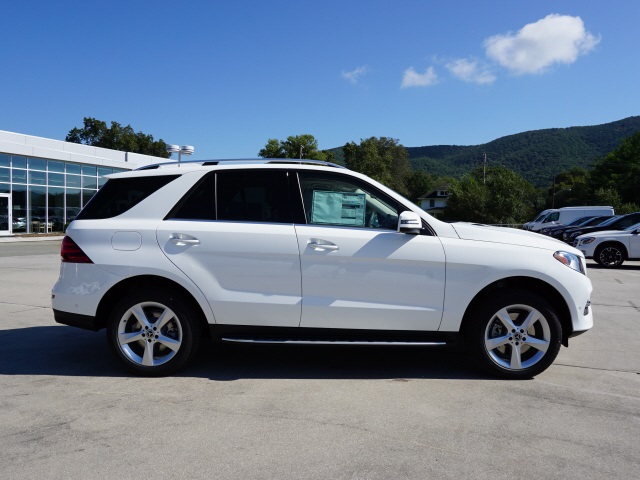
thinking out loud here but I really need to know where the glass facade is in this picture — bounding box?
[0,153,126,234]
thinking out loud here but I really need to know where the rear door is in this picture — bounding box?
[157,169,302,327]
[629,224,640,258]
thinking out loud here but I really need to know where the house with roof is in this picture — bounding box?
[417,185,451,217]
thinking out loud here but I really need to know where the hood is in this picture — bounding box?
[579,228,633,239]
[450,222,579,253]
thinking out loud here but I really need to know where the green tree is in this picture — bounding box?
[545,167,590,208]
[445,166,536,224]
[343,137,410,195]
[66,117,170,158]
[590,131,640,205]
[258,134,335,162]
[406,170,438,203]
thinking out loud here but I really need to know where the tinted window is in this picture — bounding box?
[297,171,400,229]
[167,173,216,220]
[76,175,179,220]
[217,170,292,223]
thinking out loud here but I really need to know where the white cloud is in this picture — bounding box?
[401,66,438,88]
[446,58,496,84]
[342,65,370,84]
[484,14,601,75]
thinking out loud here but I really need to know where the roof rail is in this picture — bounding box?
[135,158,346,171]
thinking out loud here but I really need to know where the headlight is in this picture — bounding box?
[554,251,585,274]
[578,237,596,246]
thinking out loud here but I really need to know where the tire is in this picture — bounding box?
[106,288,201,376]
[595,244,625,268]
[467,290,562,379]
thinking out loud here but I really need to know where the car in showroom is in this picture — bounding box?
[575,221,640,267]
[52,160,593,379]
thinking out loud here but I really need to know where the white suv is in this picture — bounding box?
[52,160,593,378]
[576,221,640,267]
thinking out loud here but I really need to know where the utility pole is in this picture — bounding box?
[483,153,487,184]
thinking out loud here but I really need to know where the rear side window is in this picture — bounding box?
[76,175,179,220]
[217,170,292,223]
[166,173,216,220]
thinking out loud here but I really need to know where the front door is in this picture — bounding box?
[295,171,446,331]
[0,194,11,236]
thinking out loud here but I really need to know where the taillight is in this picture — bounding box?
[61,236,93,264]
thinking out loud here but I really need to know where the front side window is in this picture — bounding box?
[216,170,292,223]
[544,212,560,223]
[297,171,399,230]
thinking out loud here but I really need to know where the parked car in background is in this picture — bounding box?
[576,222,640,267]
[51,159,593,379]
[544,216,614,240]
[539,216,594,236]
[564,212,640,245]
[523,209,555,231]
[524,206,614,232]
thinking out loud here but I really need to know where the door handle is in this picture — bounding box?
[307,240,339,251]
[169,234,200,246]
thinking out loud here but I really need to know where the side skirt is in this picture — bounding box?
[209,325,460,347]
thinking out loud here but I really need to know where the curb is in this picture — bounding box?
[0,235,64,243]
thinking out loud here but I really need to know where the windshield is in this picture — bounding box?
[599,215,621,226]
[531,211,550,222]
[569,216,593,226]
[584,216,612,226]
[624,222,640,231]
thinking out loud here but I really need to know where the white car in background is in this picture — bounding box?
[576,221,640,267]
[51,159,593,379]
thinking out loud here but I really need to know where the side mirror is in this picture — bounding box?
[397,211,422,234]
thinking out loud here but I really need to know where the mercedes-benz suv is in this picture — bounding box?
[52,159,593,379]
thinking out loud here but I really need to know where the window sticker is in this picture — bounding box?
[311,191,366,226]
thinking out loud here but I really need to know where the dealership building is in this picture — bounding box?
[0,130,170,236]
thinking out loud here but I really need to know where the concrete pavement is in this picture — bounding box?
[1,242,638,479]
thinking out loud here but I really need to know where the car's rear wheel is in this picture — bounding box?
[595,244,625,267]
[468,290,562,379]
[107,289,201,376]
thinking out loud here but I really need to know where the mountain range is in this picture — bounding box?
[405,116,640,187]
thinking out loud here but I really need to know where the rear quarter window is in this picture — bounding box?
[75,175,179,220]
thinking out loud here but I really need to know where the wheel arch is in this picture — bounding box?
[459,276,572,347]
[95,275,211,337]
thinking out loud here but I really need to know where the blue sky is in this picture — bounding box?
[1,1,639,160]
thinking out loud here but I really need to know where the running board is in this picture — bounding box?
[221,337,447,346]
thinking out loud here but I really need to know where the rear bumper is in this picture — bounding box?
[53,309,101,331]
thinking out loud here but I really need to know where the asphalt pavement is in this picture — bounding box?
[0,241,638,479]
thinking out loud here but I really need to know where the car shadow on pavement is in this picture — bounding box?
[587,263,640,271]
[586,259,640,271]
[0,325,496,381]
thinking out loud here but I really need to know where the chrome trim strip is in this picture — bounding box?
[221,337,447,346]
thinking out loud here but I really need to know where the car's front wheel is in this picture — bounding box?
[595,244,625,267]
[107,289,201,376]
[468,290,562,379]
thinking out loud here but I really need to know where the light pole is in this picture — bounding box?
[552,188,571,208]
[166,144,195,164]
